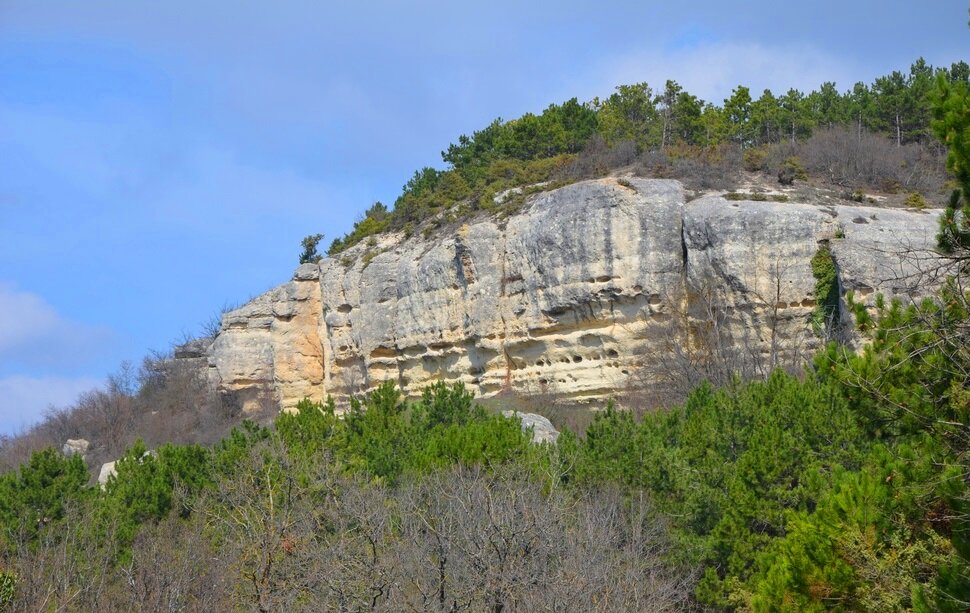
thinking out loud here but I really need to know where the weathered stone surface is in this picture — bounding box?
[62,438,89,458]
[503,411,559,444]
[195,178,943,411]
[98,450,155,487]
[173,338,211,360]
[207,264,325,411]
[98,461,116,486]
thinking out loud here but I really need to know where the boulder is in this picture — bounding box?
[98,461,116,486]
[61,438,89,458]
[503,410,559,444]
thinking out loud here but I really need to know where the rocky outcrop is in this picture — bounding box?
[196,178,942,412]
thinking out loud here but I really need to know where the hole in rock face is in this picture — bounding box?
[606,348,619,358]
[573,355,583,363]
[336,304,353,314]
[621,370,630,375]
[539,378,548,385]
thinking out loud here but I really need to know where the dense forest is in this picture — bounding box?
[325,58,968,256]
[0,62,969,611]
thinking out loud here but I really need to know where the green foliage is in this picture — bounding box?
[723,86,754,148]
[906,191,929,209]
[575,372,866,606]
[276,397,338,459]
[932,72,970,255]
[335,381,531,482]
[327,202,390,255]
[100,440,212,544]
[0,448,88,545]
[778,156,808,185]
[811,280,970,609]
[326,57,952,255]
[443,98,596,173]
[340,382,412,481]
[810,244,840,335]
[298,233,324,264]
[211,419,271,477]
[741,146,768,171]
[596,83,658,147]
[0,569,12,609]
[747,445,953,611]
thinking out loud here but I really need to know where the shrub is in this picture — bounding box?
[298,233,324,264]
[0,569,13,608]
[810,244,840,336]
[844,189,866,202]
[787,126,945,193]
[777,156,807,185]
[905,191,929,209]
[560,135,637,180]
[742,146,769,172]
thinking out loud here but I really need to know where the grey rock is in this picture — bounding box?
[98,461,117,486]
[62,438,89,458]
[98,450,156,487]
[174,338,211,359]
[502,410,559,444]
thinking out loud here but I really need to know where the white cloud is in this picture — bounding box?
[0,283,113,370]
[0,284,63,353]
[0,374,102,434]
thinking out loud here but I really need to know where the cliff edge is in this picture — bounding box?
[194,178,942,411]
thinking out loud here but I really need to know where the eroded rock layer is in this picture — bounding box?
[200,178,942,411]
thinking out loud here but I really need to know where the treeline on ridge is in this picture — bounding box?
[327,58,968,255]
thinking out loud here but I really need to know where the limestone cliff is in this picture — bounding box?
[198,178,942,411]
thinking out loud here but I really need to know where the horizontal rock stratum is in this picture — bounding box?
[194,178,943,411]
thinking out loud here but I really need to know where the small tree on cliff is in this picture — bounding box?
[298,233,324,264]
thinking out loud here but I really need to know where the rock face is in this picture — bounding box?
[196,178,942,412]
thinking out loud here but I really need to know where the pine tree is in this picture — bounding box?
[932,70,970,260]
[724,86,753,149]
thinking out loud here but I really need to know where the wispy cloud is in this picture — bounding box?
[0,283,114,371]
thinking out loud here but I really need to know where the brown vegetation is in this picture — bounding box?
[0,351,273,477]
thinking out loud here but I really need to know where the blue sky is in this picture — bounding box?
[1,1,967,433]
